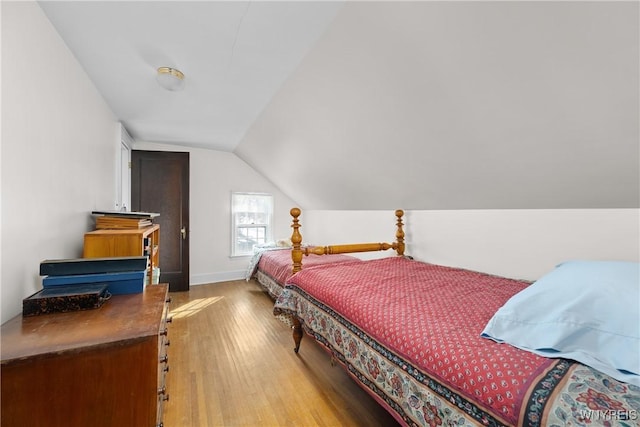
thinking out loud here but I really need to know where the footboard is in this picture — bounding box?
[289,207,405,274]
[287,207,405,353]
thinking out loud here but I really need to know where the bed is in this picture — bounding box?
[274,214,640,427]
[245,207,406,299]
[245,246,361,300]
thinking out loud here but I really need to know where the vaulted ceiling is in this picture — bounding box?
[39,1,343,151]
[39,1,639,210]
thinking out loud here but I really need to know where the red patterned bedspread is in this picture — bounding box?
[257,249,361,285]
[274,256,640,427]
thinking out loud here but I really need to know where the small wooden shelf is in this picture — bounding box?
[83,224,160,281]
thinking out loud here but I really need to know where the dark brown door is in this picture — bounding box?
[131,150,189,292]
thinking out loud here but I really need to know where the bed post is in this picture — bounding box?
[291,207,303,274]
[290,207,304,352]
[395,209,405,256]
[292,316,303,353]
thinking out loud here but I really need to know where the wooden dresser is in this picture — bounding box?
[1,284,171,427]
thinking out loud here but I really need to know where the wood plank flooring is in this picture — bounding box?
[161,280,401,427]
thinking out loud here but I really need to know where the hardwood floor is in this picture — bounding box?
[162,280,401,427]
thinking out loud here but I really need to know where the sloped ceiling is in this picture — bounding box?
[38,1,343,151]
[235,1,639,210]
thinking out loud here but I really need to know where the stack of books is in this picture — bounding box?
[23,257,149,317]
[91,210,159,230]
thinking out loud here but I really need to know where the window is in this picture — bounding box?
[231,192,273,256]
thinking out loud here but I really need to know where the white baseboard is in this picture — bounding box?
[190,270,246,286]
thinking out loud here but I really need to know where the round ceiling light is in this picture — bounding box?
[156,67,185,91]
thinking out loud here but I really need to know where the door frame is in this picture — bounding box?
[131,150,190,292]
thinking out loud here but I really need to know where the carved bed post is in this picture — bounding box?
[290,208,304,352]
[292,316,303,353]
[395,209,405,256]
[290,207,303,274]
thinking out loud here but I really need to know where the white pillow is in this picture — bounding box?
[481,260,640,386]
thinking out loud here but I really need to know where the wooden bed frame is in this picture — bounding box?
[288,207,406,352]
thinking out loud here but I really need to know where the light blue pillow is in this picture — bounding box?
[482,260,640,386]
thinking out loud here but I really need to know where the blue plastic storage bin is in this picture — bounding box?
[42,270,146,295]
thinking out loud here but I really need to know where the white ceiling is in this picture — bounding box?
[38,1,343,151]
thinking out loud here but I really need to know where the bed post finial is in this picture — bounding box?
[395,209,405,256]
[291,208,303,274]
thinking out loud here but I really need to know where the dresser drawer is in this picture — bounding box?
[156,293,172,427]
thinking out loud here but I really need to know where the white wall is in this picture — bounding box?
[132,141,298,285]
[1,2,119,323]
[300,209,640,281]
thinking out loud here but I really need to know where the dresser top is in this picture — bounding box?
[1,284,168,364]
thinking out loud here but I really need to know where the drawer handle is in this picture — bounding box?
[164,365,170,373]
[166,316,173,323]
[165,340,171,347]
[163,394,170,402]
[160,328,168,336]
[166,297,172,304]
[159,355,169,364]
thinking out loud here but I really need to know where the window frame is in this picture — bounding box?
[230,192,274,257]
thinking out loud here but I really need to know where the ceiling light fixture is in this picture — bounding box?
[156,67,185,91]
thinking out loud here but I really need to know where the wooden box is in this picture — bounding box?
[40,256,148,276]
[22,283,110,316]
[42,271,146,295]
